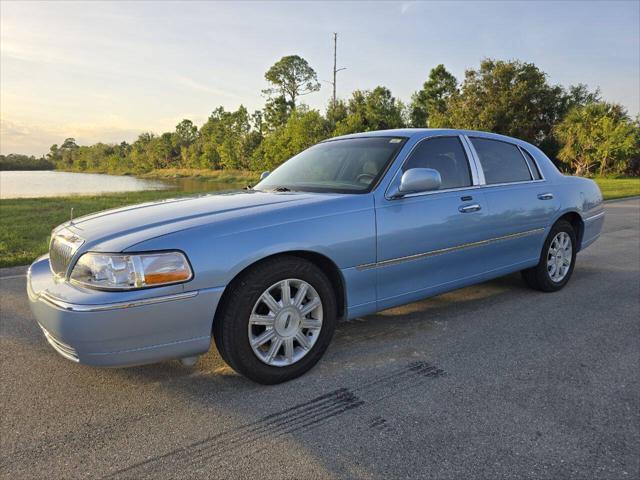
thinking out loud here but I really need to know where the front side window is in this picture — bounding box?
[255,137,406,194]
[470,138,532,184]
[402,136,472,189]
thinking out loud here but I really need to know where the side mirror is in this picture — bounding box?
[260,171,270,180]
[395,168,442,197]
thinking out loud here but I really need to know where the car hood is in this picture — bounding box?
[60,190,346,252]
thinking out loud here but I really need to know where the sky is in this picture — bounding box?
[1,0,639,156]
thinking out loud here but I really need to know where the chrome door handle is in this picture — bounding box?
[459,203,481,213]
[538,193,554,200]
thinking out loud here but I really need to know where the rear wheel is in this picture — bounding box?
[213,256,337,384]
[522,219,577,292]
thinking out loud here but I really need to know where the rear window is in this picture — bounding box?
[470,138,532,185]
[520,147,542,180]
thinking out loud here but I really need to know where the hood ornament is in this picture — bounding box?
[70,207,74,225]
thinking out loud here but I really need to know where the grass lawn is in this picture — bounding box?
[0,181,255,268]
[1,176,638,268]
[593,177,640,200]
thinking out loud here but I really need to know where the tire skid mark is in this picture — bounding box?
[187,397,365,471]
[184,390,363,468]
[369,416,393,433]
[106,361,445,479]
[104,388,362,479]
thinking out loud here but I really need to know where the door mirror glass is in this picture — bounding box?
[398,168,442,195]
[260,171,270,180]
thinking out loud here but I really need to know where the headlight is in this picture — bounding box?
[70,251,192,290]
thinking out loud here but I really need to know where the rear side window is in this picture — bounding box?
[520,147,542,180]
[403,137,472,189]
[470,138,532,184]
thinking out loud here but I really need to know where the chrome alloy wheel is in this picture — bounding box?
[547,231,572,282]
[248,279,323,367]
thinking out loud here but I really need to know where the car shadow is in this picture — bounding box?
[116,272,529,388]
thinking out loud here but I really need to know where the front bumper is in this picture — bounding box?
[27,256,223,367]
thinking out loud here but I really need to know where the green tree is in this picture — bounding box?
[263,95,293,131]
[263,55,321,108]
[326,99,349,129]
[433,60,566,149]
[410,64,458,127]
[0,154,54,170]
[187,106,254,169]
[564,84,601,110]
[253,107,329,171]
[333,86,405,135]
[59,137,79,168]
[554,102,640,176]
[128,132,157,172]
[173,119,198,148]
[47,144,60,164]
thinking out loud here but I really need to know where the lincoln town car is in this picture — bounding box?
[27,129,605,384]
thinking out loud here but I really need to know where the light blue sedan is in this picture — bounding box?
[28,129,605,384]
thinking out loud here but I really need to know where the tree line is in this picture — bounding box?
[9,56,640,176]
[0,154,54,171]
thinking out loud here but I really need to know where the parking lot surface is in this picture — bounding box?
[1,198,638,479]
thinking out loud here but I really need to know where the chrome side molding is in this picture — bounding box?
[356,228,545,271]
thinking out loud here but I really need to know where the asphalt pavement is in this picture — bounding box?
[1,198,638,479]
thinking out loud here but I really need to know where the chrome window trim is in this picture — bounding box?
[392,184,485,199]
[461,135,486,185]
[466,135,549,187]
[475,179,547,189]
[517,145,546,181]
[383,134,548,201]
[356,227,545,270]
[518,145,537,180]
[459,135,482,185]
[30,286,199,312]
[384,134,480,200]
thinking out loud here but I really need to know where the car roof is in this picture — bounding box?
[329,128,535,148]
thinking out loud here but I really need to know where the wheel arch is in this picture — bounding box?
[213,250,347,330]
[555,211,585,251]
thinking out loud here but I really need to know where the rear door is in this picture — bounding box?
[465,136,559,269]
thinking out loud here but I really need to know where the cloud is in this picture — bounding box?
[174,75,246,101]
[400,1,417,15]
[0,118,142,156]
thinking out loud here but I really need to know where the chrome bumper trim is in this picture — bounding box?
[584,211,605,222]
[356,228,545,271]
[40,326,79,362]
[30,286,199,312]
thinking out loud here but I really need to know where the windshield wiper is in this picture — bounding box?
[270,186,292,192]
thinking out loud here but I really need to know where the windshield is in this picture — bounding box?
[255,136,407,194]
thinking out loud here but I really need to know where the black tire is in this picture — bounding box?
[521,219,577,292]
[213,256,337,384]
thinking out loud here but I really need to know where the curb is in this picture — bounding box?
[604,195,640,204]
[0,265,28,279]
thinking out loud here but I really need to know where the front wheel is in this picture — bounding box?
[522,219,577,292]
[213,256,337,384]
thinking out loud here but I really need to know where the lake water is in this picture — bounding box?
[0,171,225,199]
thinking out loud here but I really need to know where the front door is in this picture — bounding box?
[375,135,491,310]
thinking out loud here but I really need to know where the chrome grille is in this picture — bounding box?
[49,229,84,277]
